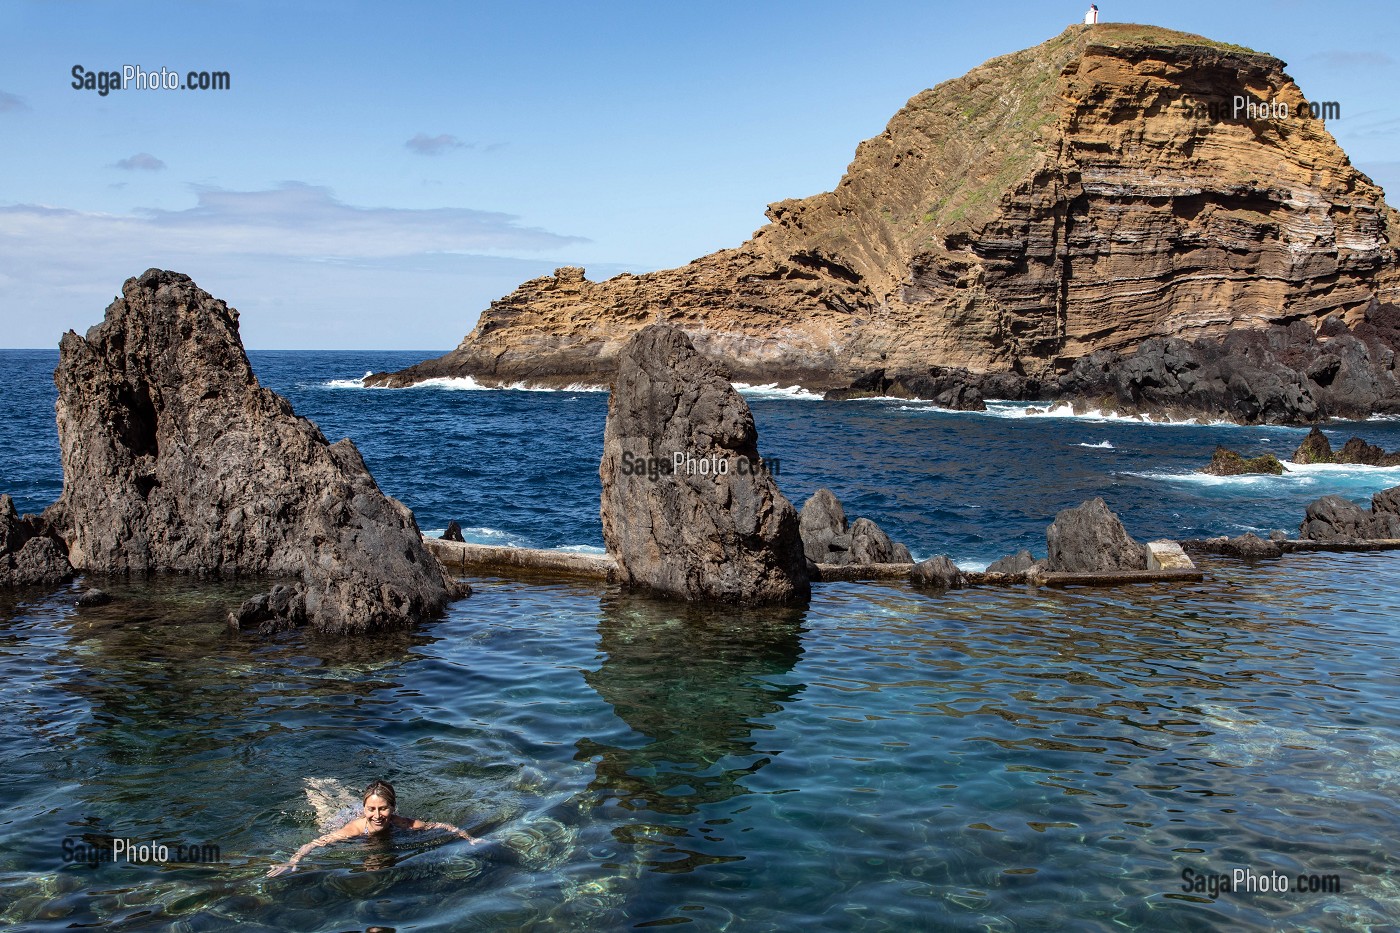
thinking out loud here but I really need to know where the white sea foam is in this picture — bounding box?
[323,371,375,389]
[1077,441,1116,449]
[1126,470,1305,488]
[425,526,533,547]
[731,382,825,401]
[501,381,607,393]
[1128,460,1400,492]
[425,528,607,554]
[978,401,1233,426]
[1284,461,1400,478]
[322,373,606,392]
[555,544,608,555]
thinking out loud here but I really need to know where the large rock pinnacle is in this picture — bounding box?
[48,269,463,633]
[599,325,809,604]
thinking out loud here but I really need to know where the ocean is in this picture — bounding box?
[2,348,1399,930]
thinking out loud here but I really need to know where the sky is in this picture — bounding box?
[1,0,1398,350]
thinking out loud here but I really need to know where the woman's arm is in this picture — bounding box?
[400,814,480,843]
[267,819,364,876]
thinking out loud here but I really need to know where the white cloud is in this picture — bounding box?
[406,133,470,155]
[112,152,167,171]
[0,182,585,261]
[0,184,598,348]
[1307,50,1397,69]
[0,91,29,113]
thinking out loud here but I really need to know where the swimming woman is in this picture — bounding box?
[267,779,479,876]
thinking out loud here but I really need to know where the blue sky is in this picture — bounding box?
[1,0,1397,349]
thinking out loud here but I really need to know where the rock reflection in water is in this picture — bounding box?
[578,591,806,872]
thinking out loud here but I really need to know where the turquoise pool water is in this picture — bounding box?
[3,552,1398,930]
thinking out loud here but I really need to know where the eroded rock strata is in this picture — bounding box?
[47,269,463,634]
[370,23,1399,423]
[599,325,809,604]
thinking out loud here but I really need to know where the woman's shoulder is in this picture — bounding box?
[340,816,370,835]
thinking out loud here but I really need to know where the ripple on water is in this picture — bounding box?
[1,557,1399,929]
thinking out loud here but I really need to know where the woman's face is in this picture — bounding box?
[363,793,394,831]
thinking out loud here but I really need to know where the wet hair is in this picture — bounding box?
[363,780,397,809]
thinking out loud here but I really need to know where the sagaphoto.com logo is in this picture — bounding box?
[72,64,231,97]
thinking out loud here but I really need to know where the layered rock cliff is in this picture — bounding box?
[370,23,1400,422]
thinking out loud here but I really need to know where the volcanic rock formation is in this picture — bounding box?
[798,488,913,565]
[1200,447,1284,475]
[1045,498,1148,572]
[0,495,73,587]
[369,23,1399,423]
[1291,427,1400,466]
[598,324,809,604]
[1299,488,1400,541]
[46,269,464,633]
[910,555,966,589]
[986,549,1040,576]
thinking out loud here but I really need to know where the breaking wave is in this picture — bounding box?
[321,373,606,392]
[731,383,826,401]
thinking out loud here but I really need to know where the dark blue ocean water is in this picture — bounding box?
[3,348,1400,931]
[8,349,1400,564]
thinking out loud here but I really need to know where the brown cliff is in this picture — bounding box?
[369,23,1400,422]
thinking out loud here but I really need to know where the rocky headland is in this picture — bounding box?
[41,269,464,633]
[369,23,1399,424]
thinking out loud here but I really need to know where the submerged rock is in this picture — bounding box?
[798,488,911,565]
[0,494,73,587]
[910,555,965,589]
[599,325,809,604]
[1201,447,1285,476]
[75,587,112,607]
[48,269,463,634]
[1045,498,1147,572]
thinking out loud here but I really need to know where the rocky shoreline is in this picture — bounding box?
[7,271,1400,630]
